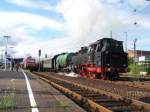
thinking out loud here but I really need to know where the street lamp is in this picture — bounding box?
[0,49,4,67]
[3,36,11,71]
[8,46,15,71]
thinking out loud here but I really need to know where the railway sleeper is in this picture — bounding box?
[48,77,148,112]
[71,88,86,92]
[92,98,120,103]
[83,93,107,97]
[99,100,128,106]
[60,84,75,88]
[33,72,150,112]
[108,105,140,112]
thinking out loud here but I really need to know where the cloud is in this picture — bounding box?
[55,0,150,52]
[5,0,55,11]
[14,37,74,58]
[56,0,128,45]
[0,11,62,30]
[127,0,148,7]
[1,0,150,58]
[0,11,63,58]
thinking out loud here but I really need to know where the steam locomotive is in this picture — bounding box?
[38,38,128,80]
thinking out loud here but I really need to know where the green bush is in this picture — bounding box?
[0,93,15,109]
[128,57,134,65]
[129,63,150,75]
[145,64,150,74]
[129,64,140,75]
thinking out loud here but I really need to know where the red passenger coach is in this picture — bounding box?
[23,56,36,70]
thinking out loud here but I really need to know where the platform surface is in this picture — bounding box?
[0,70,86,112]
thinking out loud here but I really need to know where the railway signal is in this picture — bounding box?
[38,49,41,71]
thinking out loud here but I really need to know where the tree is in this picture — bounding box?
[128,57,134,65]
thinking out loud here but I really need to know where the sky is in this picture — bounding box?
[0,0,150,59]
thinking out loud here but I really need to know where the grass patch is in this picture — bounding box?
[23,69,30,72]
[128,64,150,76]
[59,101,70,110]
[0,92,15,109]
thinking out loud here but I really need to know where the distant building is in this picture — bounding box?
[128,50,150,62]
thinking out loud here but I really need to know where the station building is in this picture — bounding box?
[128,50,150,75]
[128,50,150,62]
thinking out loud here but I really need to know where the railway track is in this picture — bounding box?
[31,72,150,112]
[119,75,150,82]
[45,72,150,102]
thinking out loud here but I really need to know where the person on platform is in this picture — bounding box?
[11,60,14,71]
[15,62,19,72]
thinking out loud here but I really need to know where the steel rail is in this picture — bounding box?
[31,72,150,112]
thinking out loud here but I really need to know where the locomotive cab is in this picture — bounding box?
[94,38,128,79]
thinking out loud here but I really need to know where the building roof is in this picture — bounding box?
[128,50,150,53]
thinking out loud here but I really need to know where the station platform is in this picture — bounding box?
[0,70,86,112]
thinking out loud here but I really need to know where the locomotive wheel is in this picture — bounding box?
[91,73,96,79]
[88,73,97,79]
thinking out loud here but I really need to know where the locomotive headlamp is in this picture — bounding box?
[107,68,111,71]
[123,64,126,67]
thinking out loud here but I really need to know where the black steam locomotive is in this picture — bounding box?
[39,38,128,80]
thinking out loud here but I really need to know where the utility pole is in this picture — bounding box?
[3,36,11,71]
[0,49,4,66]
[110,31,112,38]
[9,47,14,71]
[133,38,137,64]
[125,32,128,52]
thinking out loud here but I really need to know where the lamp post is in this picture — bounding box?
[0,49,4,67]
[8,46,14,71]
[3,36,11,71]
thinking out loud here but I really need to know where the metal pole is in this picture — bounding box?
[125,32,128,52]
[1,51,3,64]
[38,49,41,72]
[0,49,4,68]
[9,47,14,71]
[133,38,137,64]
[110,31,112,38]
[2,50,3,66]
[3,36,11,71]
[38,56,40,71]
